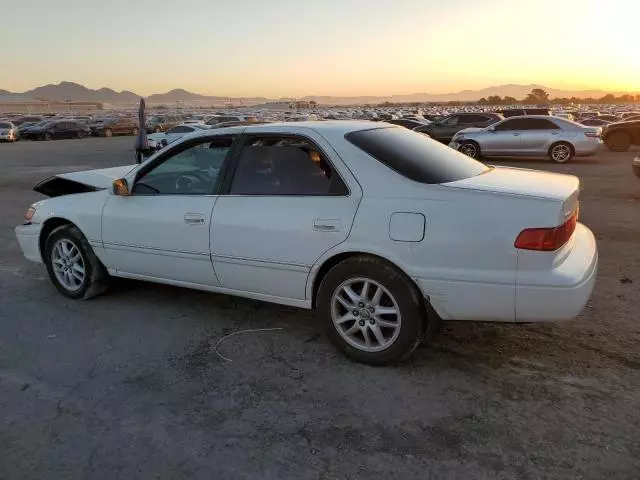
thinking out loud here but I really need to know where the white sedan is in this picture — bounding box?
[0,121,19,142]
[15,122,598,365]
[147,123,209,148]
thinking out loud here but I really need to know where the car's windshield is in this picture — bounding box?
[0,122,13,128]
[346,126,489,184]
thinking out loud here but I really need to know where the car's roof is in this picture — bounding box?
[185,120,385,139]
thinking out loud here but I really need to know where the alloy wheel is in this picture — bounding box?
[551,144,571,163]
[51,239,86,292]
[460,143,478,158]
[331,277,402,352]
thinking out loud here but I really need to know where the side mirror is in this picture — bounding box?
[112,178,130,196]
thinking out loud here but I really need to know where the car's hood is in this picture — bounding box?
[59,165,136,187]
[34,165,137,197]
[445,166,579,201]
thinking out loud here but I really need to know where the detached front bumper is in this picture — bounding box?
[15,224,43,264]
[515,223,598,322]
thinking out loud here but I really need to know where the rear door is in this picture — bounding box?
[433,115,461,142]
[480,118,525,155]
[209,127,362,301]
[518,118,562,155]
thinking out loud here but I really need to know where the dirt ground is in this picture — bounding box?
[1,137,639,479]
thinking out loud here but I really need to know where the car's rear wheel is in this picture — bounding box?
[316,256,426,365]
[44,132,53,141]
[77,131,85,139]
[459,140,481,159]
[549,142,574,163]
[44,225,109,300]
[104,128,113,137]
[605,132,631,152]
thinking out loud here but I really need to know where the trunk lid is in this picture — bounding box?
[445,166,580,226]
[445,166,579,201]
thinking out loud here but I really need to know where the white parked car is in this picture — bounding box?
[0,121,19,142]
[15,122,597,365]
[147,123,209,148]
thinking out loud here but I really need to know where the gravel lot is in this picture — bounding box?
[1,137,639,479]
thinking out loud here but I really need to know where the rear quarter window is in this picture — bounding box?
[346,127,489,184]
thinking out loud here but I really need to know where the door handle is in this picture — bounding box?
[313,219,341,232]
[184,213,205,225]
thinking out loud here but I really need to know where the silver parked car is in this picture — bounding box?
[449,116,602,163]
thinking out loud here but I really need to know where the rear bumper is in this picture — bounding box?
[515,223,597,322]
[15,224,43,264]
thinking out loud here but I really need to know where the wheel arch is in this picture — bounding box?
[38,217,77,260]
[308,250,443,331]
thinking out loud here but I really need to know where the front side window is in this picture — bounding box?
[494,119,527,131]
[133,137,234,195]
[440,115,459,126]
[229,136,346,196]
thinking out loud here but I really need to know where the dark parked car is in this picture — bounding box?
[12,115,43,126]
[579,118,612,127]
[21,120,90,141]
[414,113,503,143]
[387,118,429,130]
[90,117,139,137]
[602,120,640,152]
[499,108,550,118]
[146,115,181,133]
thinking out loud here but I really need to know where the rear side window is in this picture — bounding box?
[229,136,348,196]
[346,127,489,184]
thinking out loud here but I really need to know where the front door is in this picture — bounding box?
[101,135,236,285]
[480,118,525,155]
[209,130,362,301]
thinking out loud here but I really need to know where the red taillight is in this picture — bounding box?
[515,211,578,251]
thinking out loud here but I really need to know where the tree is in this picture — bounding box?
[487,95,502,105]
[503,96,518,105]
[478,97,488,105]
[523,88,550,105]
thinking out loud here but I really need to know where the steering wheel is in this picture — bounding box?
[175,171,210,193]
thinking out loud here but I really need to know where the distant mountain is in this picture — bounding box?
[1,81,636,106]
[299,84,627,105]
[22,81,139,103]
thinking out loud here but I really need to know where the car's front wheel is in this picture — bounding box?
[44,225,109,300]
[316,256,426,365]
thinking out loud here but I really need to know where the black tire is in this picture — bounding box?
[104,128,113,138]
[548,142,574,163]
[458,140,481,159]
[316,255,427,365]
[44,225,109,300]
[605,131,631,152]
[44,132,53,141]
[77,131,86,139]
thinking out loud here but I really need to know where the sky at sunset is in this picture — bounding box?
[2,0,639,97]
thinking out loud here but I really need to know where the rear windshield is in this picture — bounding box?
[346,127,489,184]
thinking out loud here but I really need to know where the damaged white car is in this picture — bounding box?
[15,122,598,365]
